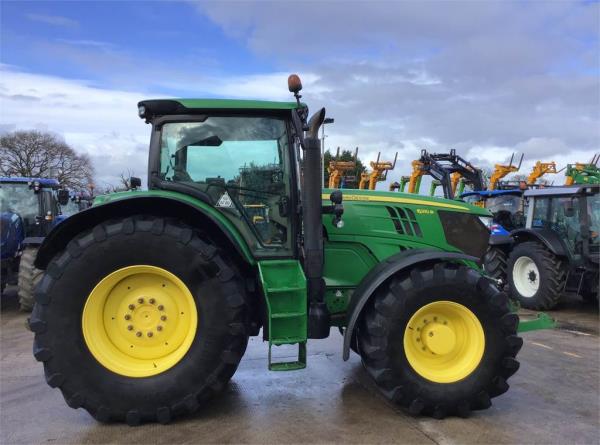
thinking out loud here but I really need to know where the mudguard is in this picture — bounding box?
[488,234,513,246]
[342,249,478,360]
[511,228,569,258]
[35,195,254,269]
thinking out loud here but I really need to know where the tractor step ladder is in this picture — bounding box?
[258,260,307,371]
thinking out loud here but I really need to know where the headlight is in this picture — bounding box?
[138,105,146,117]
[478,216,494,229]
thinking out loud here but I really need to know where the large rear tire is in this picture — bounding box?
[17,247,43,311]
[29,216,249,425]
[507,241,565,310]
[357,262,522,418]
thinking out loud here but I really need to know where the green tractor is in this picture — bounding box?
[30,75,523,425]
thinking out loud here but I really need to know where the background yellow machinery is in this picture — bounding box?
[488,153,524,190]
[327,147,359,188]
[358,152,398,190]
[526,161,559,186]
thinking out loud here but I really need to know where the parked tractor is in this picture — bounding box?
[462,189,526,236]
[60,192,94,217]
[0,177,69,309]
[30,75,524,425]
[484,185,599,309]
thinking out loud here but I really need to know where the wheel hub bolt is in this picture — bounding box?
[158,305,164,311]
[138,298,144,304]
[124,314,131,320]
[149,298,156,304]
[136,331,142,337]
[157,326,163,331]
[127,325,134,331]
[128,304,135,310]
[147,332,153,337]
[161,315,167,321]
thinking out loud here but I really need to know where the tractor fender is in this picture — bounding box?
[342,249,478,361]
[510,228,569,258]
[488,234,513,246]
[35,195,255,270]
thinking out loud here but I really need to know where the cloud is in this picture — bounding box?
[25,13,79,28]
[0,67,149,187]
[3,0,600,193]
[56,39,116,51]
[0,67,323,187]
[193,1,599,188]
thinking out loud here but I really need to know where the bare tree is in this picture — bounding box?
[0,130,94,189]
[100,169,136,194]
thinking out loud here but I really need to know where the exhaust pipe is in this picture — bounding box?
[288,73,330,339]
[303,109,330,339]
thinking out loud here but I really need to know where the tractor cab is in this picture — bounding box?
[524,185,600,266]
[461,189,525,235]
[0,177,69,302]
[139,99,301,256]
[0,177,67,238]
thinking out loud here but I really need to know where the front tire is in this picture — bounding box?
[358,262,522,418]
[29,216,249,425]
[507,242,565,310]
[17,247,43,311]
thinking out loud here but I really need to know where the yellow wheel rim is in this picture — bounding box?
[82,265,198,378]
[403,301,485,383]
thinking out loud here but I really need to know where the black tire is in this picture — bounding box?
[483,246,508,287]
[358,262,522,419]
[507,241,565,310]
[1,268,6,295]
[17,247,43,311]
[29,216,249,425]
[580,273,599,303]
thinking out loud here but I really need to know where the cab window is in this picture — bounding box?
[159,116,292,255]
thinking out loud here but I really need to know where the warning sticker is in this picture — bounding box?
[216,192,234,208]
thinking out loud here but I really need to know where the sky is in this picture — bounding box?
[0,1,598,190]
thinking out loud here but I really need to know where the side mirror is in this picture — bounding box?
[130,177,142,190]
[57,189,70,206]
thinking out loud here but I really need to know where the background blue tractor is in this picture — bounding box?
[461,189,525,288]
[461,189,525,235]
[0,177,70,310]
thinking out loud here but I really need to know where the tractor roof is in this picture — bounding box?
[0,177,60,187]
[461,189,523,198]
[524,184,599,197]
[138,98,304,120]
